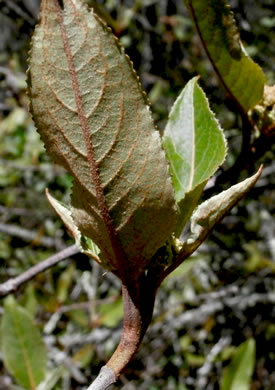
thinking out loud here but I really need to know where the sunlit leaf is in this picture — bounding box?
[185,0,266,111]
[2,296,47,390]
[186,166,263,249]
[28,0,177,278]
[163,77,227,234]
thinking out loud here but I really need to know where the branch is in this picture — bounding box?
[87,366,116,390]
[0,222,64,249]
[0,244,79,297]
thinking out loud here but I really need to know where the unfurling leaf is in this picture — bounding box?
[163,77,227,235]
[221,339,256,390]
[28,0,177,279]
[186,165,263,249]
[2,296,47,390]
[45,190,103,266]
[185,0,266,111]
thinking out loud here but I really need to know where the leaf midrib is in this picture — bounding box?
[188,84,195,192]
[9,307,37,390]
[54,0,126,271]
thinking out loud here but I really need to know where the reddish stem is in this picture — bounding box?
[106,275,157,378]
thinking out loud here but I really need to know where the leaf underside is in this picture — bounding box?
[186,0,266,112]
[28,0,177,276]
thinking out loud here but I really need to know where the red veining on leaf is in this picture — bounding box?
[29,0,177,274]
[53,0,127,274]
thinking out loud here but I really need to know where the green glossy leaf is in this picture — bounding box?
[2,296,47,390]
[221,339,256,390]
[186,166,263,249]
[163,77,226,234]
[28,0,177,278]
[185,0,265,111]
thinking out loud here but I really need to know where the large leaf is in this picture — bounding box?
[221,339,256,390]
[163,77,227,234]
[186,166,263,250]
[185,0,266,112]
[1,296,47,390]
[28,0,177,278]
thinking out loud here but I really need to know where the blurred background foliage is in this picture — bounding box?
[0,0,274,389]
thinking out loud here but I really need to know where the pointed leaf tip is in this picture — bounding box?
[46,189,80,243]
[163,77,227,234]
[187,165,263,247]
[46,189,102,265]
[163,77,227,202]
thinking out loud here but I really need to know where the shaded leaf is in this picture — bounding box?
[37,367,63,390]
[46,190,110,268]
[163,77,226,234]
[28,0,177,278]
[72,345,95,368]
[56,263,75,304]
[98,296,123,327]
[185,0,266,111]
[186,166,263,249]
[2,295,47,390]
[221,339,256,390]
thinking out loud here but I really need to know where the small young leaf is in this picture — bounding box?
[28,0,177,278]
[185,0,266,111]
[163,77,227,234]
[221,339,256,390]
[186,166,263,248]
[45,189,81,244]
[2,295,47,390]
[46,190,106,267]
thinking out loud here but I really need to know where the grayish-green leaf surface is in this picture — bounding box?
[221,339,256,390]
[2,296,47,389]
[28,0,177,276]
[186,166,263,248]
[163,77,227,234]
[185,0,265,111]
[45,189,81,244]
